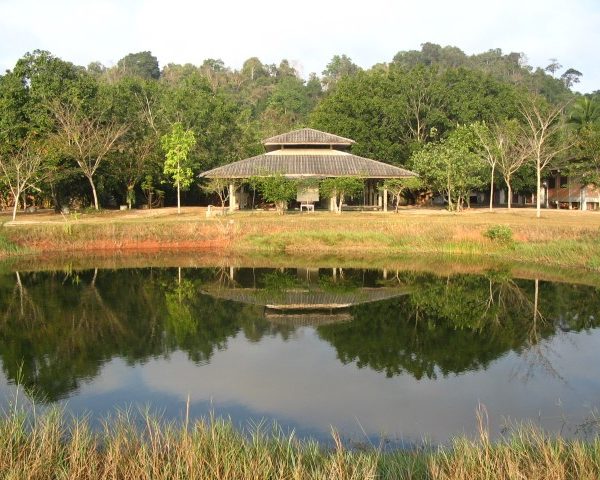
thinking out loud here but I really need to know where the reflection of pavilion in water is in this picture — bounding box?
[201,267,410,326]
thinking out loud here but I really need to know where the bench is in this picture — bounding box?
[300,203,315,212]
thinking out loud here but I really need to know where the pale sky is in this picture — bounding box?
[1,0,599,93]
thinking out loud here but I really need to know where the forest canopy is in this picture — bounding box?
[0,44,597,214]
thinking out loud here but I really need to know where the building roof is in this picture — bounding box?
[200,152,415,179]
[201,287,409,309]
[263,128,355,146]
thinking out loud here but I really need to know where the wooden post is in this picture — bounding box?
[383,187,388,212]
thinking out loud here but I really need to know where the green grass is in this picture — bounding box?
[1,406,600,479]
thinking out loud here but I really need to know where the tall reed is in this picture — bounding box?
[0,403,599,480]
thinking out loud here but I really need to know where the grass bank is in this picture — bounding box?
[3,207,600,272]
[1,407,599,480]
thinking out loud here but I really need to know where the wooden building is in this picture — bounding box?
[199,128,416,212]
[545,172,600,210]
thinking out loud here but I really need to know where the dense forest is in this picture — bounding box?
[0,43,598,215]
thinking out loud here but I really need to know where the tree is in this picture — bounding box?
[107,77,164,208]
[409,125,486,211]
[116,51,160,80]
[322,54,360,90]
[251,174,297,214]
[472,120,530,211]
[51,101,128,210]
[519,98,571,218]
[319,177,364,213]
[568,96,600,130]
[497,120,530,209]
[381,177,423,212]
[0,140,49,220]
[472,122,499,210]
[161,122,196,214]
[201,178,232,214]
[568,124,600,186]
[560,68,582,88]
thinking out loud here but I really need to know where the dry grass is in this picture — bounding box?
[1,404,600,480]
[2,207,600,272]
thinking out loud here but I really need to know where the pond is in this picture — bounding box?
[0,262,599,446]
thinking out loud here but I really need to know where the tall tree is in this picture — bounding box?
[0,140,49,220]
[322,54,360,90]
[519,98,571,218]
[116,51,160,80]
[161,122,196,214]
[50,101,128,210]
[409,125,486,211]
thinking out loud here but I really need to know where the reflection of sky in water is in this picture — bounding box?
[3,325,596,444]
[1,266,599,445]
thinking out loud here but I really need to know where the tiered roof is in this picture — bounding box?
[199,128,416,179]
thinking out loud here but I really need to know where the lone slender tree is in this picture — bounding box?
[519,98,571,218]
[161,123,196,214]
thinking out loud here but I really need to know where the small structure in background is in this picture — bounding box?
[199,128,416,212]
[545,171,600,210]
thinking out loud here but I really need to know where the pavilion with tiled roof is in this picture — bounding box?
[199,128,416,211]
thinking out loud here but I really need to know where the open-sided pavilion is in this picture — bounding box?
[199,128,416,212]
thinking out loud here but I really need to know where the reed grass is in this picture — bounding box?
[1,403,600,480]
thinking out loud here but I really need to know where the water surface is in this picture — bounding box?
[0,264,599,445]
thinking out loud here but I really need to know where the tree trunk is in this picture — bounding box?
[507,182,512,210]
[536,162,541,218]
[177,179,181,214]
[337,194,344,214]
[489,164,495,211]
[12,194,19,221]
[87,176,99,210]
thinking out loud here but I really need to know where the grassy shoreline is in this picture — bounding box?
[1,406,599,480]
[2,207,600,273]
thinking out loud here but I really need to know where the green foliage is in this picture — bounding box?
[382,177,423,211]
[200,177,232,211]
[321,54,361,89]
[311,65,524,166]
[409,125,487,211]
[116,51,160,80]
[319,176,364,213]
[484,225,514,244]
[161,122,196,190]
[251,174,297,213]
[0,44,587,211]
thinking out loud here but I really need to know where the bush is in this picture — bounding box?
[484,224,513,243]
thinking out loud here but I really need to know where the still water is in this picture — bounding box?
[0,264,599,445]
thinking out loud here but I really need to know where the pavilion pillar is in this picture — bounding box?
[330,196,337,212]
[228,183,236,212]
[383,187,388,212]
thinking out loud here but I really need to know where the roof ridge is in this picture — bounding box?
[263,128,355,145]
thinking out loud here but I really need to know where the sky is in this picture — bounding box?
[0,0,599,93]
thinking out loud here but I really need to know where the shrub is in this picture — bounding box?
[484,225,513,244]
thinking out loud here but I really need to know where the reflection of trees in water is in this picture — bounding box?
[0,267,598,401]
[0,268,278,401]
[317,272,600,380]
